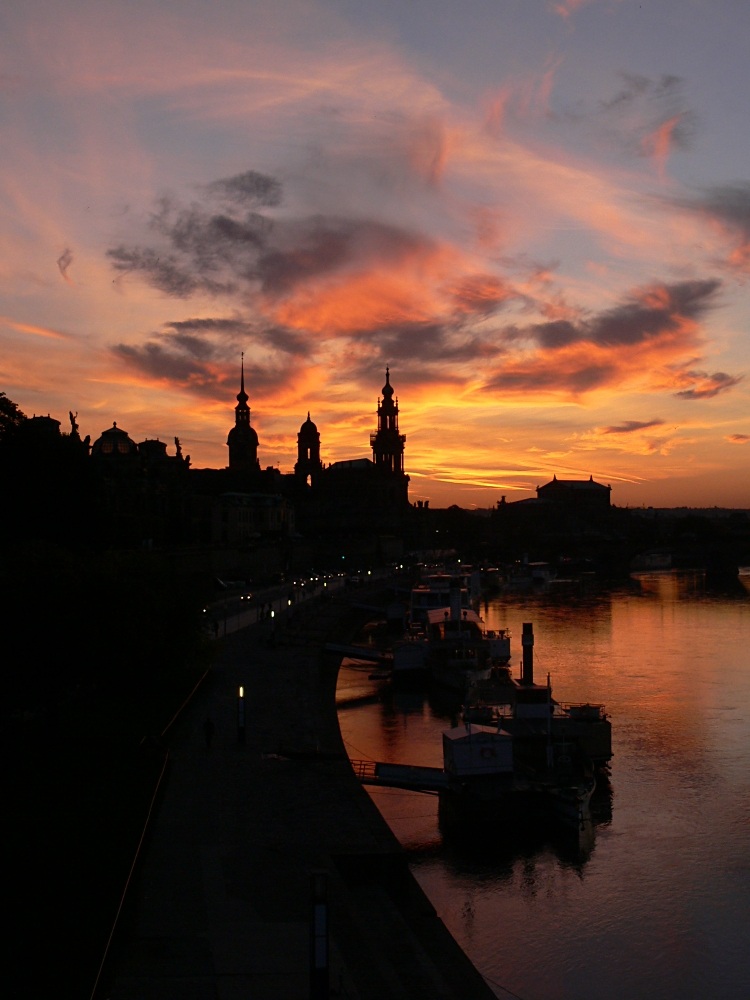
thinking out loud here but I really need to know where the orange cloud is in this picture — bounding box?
[552,0,595,18]
[266,242,505,335]
[1,317,72,340]
[641,114,684,179]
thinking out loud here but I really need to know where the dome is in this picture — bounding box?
[91,422,138,458]
[227,423,259,447]
[299,412,318,434]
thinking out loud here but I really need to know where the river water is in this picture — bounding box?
[336,571,750,1000]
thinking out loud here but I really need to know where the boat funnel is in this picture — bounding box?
[521,622,534,685]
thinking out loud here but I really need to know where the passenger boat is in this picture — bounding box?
[440,622,610,831]
[425,606,511,691]
[392,569,511,688]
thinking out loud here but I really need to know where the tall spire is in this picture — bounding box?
[227,352,259,471]
[237,352,248,408]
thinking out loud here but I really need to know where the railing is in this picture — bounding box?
[349,759,378,781]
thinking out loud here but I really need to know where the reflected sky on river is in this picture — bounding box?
[337,571,750,1000]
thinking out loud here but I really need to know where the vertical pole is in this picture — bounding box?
[522,622,534,685]
[237,685,245,744]
[310,870,329,999]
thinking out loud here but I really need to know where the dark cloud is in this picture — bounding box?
[693,183,750,231]
[727,434,750,444]
[600,419,665,434]
[108,245,236,298]
[675,370,744,400]
[670,183,750,265]
[108,170,438,320]
[256,219,353,295]
[482,279,731,397]
[204,170,282,208]
[57,246,73,282]
[598,73,697,157]
[487,360,616,394]
[258,216,434,297]
[108,170,283,297]
[113,342,217,385]
[529,319,580,349]
[601,73,681,113]
[527,279,720,350]
[111,311,312,392]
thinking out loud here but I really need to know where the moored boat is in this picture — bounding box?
[439,622,610,831]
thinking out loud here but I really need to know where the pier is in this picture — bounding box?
[350,758,448,793]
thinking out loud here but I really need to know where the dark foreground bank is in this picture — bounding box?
[96,591,497,999]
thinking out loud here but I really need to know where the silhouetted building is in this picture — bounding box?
[371,366,406,476]
[294,413,323,487]
[227,354,260,474]
[536,475,611,509]
[89,422,191,546]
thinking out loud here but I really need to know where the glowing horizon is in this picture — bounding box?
[2,0,749,510]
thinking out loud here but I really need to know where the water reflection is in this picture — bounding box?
[337,572,750,1000]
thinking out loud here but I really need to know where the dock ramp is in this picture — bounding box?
[324,642,392,664]
[350,759,448,793]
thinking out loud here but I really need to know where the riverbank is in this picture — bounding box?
[98,589,497,999]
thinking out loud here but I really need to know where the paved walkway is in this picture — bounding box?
[100,592,497,999]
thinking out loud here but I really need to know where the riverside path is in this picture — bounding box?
[98,585,498,999]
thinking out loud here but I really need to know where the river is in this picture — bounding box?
[336,570,750,1000]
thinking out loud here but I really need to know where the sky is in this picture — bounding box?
[2,0,750,509]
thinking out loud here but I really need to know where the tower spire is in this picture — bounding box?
[371,366,406,475]
[237,351,248,407]
[227,353,259,472]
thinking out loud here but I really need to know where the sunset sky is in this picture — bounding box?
[2,0,750,509]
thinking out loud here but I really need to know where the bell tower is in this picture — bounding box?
[295,413,323,486]
[370,366,406,474]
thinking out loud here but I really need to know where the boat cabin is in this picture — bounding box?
[443,723,514,777]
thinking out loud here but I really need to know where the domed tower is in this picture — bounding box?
[226,355,260,473]
[295,412,323,486]
[90,422,138,460]
[370,366,406,475]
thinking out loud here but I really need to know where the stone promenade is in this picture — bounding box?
[101,591,497,999]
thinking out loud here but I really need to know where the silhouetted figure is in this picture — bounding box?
[203,716,215,750]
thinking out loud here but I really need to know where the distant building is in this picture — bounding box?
[307,367,411,538]
[15,362,412,561]
[536,475,611,509]
[89,421,191,546]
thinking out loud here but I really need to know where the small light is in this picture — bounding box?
[239,686,244,698]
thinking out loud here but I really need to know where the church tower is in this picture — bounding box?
[226,355,260,472]
[370,366,406,474]
[295,413,323,486]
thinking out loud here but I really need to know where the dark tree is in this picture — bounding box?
[0,391,27,443]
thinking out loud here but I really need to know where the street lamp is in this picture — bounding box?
[237,685,245,744]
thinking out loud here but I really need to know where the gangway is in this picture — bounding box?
[349,759,448,793]
[324,642,393,664]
